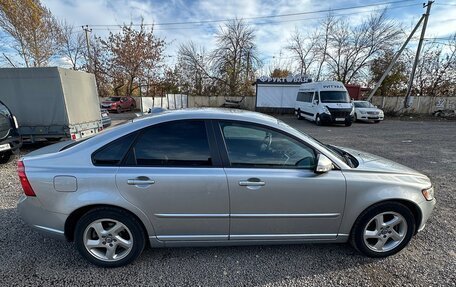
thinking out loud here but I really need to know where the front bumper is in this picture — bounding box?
[17,195,67,240]
[358,114,384,121]
[417,198,436,232]
[320,113,352,124]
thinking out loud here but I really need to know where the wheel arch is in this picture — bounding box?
[64,204,151,243]
[348,199,422,237]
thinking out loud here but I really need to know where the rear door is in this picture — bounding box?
[114,120,230,241]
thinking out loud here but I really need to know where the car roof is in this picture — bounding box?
[133,108,279,125]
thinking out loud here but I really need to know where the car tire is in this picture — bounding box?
[350,201,415,258]
[345,118,352,127]
[296,109,303,120]
[116,106,122,113]
[75,207,146,268]
[315,114,322,126]
[0,151,12,164]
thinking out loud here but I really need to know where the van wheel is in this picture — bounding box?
[296,109,303,120]
[345,118,352,127]
[0,151,12,164]
[315,114,322,126]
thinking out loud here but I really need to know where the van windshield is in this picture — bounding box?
[320,91,350,103]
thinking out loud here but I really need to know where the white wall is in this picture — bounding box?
[256,84,301,108]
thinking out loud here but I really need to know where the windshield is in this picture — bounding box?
[320,91,350,103]
[354,101,374,108]
[107,97,121,101]
[277,120,352,166]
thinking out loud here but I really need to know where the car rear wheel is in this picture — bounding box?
[75,207,146,267]
[0,151,11,164]
[350,202,415,257]
[296,109,303,120]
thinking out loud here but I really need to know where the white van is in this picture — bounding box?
[294,81,354,126]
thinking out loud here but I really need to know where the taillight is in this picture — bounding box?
[71,134,76,140]
[17,161,36,197]
[98,127,103,132]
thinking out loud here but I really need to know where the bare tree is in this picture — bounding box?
[212,19,260,97]
[286,28,317,76]
[314,14,337,81]
[0,0,62,67]
[59,21,85,70]
[176,41,217,97]
[324,10,402,84]
[412,35,456,97]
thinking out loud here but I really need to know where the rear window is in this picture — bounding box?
[92,132,138,165]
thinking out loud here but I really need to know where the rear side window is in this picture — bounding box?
[92,132,138,166]
[296,92,313,102]
[125,120,212,167]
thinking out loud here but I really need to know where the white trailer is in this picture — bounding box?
[0,67,103,142]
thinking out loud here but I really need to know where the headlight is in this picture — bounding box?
[422,186,434,201]
[350,106,355,115]
[322,106,331,114]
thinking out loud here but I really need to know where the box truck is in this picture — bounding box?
[0,67,103,142]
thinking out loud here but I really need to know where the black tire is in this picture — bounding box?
[296,109,303,120]
[75,207,146,267]
[345,118,352,127]
[0,151,12,164]
[116,106,122,113]
[315,114,322,126]
[350,201,416,258]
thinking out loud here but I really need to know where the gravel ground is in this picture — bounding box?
[0,116,455,286]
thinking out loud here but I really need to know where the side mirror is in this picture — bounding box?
[315,154,333,173]
[313,99,319,105]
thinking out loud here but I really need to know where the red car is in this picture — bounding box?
[101,96,136,113]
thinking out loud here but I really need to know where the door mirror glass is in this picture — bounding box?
[315,154,333,173]
[313,99,319,105]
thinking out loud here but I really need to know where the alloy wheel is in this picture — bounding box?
[83,218,133,262]
[363,212,407,253]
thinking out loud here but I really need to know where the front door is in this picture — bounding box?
[115,120,229,241]
[216,120,346,240]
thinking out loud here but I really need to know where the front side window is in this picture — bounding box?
[320,91,350,103]
[220,121,316,169]
[125,120,212,167]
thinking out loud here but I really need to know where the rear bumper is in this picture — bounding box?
[17,195,67,240]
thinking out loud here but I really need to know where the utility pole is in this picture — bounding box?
[82,25,92,73]
[404,0,434,108]
[366,15,425,102]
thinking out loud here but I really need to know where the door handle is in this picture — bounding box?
[127,177,155,185]
[239,179,265,187]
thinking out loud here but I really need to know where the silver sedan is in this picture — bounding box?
[17,108,435,267]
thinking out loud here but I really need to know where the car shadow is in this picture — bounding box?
[0,206,380,286]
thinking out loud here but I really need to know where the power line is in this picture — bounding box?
[87,2,420,32]
[84,0,419,27]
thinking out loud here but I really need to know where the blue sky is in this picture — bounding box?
[18,0,456,68]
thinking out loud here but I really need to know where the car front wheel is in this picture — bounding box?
[0,151,12,164]
[350,202,415,257]
[75,207,146,267]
